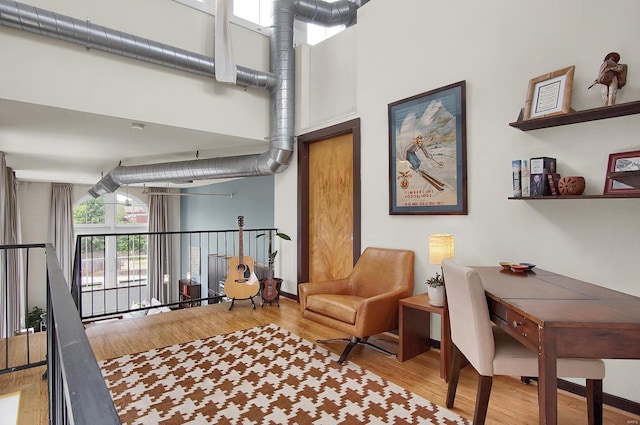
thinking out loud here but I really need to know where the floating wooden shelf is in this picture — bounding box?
[509,194,640,200]
[509,100,640,131]
[607,170,640,189]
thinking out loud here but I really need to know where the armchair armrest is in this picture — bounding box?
[355,287,410,336]
[299,278,350,311]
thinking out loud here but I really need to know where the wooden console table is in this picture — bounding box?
[473,266,640,425]
[398,293,450,380]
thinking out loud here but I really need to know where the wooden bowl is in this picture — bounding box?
[557,176,585,196]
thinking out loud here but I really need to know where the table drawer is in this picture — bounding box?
[505,309,539,350]
[488,298,539,351]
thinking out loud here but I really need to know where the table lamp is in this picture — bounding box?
[427,234,454,307]
[429,234,455,265]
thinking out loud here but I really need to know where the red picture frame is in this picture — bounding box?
[603,150,640,195]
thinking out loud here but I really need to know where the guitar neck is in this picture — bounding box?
[239,225,245,264]
[237,216,245,264]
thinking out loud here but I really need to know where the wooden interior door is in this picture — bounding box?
[297,119,361,287]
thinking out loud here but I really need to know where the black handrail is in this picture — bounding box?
[46,243,120,424]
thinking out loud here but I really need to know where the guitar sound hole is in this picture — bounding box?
[236,264,247,273]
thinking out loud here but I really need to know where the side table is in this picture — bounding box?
[399,293,450,380]
[179,279,201,308]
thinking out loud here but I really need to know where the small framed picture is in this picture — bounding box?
[523,66,575,120]
[604,150,640,195]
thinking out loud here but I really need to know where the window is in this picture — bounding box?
[74,192,149,290]
[173,0,345,46]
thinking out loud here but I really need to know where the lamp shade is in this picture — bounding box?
[429,234,454,264]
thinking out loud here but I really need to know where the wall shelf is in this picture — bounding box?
[509,100,640,131]
[509,194,640,200]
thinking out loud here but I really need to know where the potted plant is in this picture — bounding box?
[426,272,445,307]
[255,230,291,306]
[27,306,46,332]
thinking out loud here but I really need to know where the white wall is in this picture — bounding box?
[17,182,50,310]
[277,0,640,404]
[1,0,270,140]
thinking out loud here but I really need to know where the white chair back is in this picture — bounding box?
[442,258,495,376]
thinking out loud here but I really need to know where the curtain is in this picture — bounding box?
[48,183,74,286]
[147,188,170,302]
[0,152,8,338]
[214,0,237,84]
[0,152,24,337]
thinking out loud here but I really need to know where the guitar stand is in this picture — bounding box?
[261,297,280,308]
[228,296,257,311]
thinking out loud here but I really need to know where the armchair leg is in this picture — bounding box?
[332,337,360,364]
[362,338,396,357]
[586,379,603,425]
[317,337,358,364]
[317,336,396,364]
[317,337,351,345]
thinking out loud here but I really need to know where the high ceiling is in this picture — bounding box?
[0,98,268,187]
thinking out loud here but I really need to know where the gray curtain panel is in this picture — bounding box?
[1,152,24,336]
[48,183,75,286]
[147,188,170,303]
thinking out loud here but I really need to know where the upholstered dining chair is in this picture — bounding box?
[441,258,605,425]
[298,247,414,364]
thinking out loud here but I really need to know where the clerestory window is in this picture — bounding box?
[174,0,345,46]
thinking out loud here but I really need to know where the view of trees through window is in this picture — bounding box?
[74,193,149,290]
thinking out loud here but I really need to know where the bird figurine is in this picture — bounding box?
[588,52,628,106]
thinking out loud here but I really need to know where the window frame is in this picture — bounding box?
[74,192,149,291]
[171,0,343,46]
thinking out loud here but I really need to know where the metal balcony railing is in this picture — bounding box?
[73,228,277,321]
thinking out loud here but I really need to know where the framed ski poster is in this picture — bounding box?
[388,81,467,215]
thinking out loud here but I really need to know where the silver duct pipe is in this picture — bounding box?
[0,0,278,89]
[294,0,357,26]
[0,0,361,195]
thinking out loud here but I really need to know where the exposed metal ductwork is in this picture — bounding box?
[0,0,278,89]
[295,0,357,26]
[0,0,365,196]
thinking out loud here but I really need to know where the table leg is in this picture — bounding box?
[399,305,431,362]
[538,328,558,425]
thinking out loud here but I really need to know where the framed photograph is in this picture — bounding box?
[388,81,467,215]
[603,150,640,195]
[523,66,575,120]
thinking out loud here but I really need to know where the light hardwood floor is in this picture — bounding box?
[2,297,639,424]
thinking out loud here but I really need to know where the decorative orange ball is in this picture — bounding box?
[557,176,585,196]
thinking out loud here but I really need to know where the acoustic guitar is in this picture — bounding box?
[261,278,279,301]
[260,277,282,307]
[224,216,259,302]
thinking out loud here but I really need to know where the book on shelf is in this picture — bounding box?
[521,159,530,197]
[547,173,560,196]
[512,160,522,197]
[530,157,556,196]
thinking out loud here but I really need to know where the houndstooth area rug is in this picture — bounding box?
[99,324,469,424]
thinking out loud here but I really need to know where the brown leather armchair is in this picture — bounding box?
[299,247,415,364]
